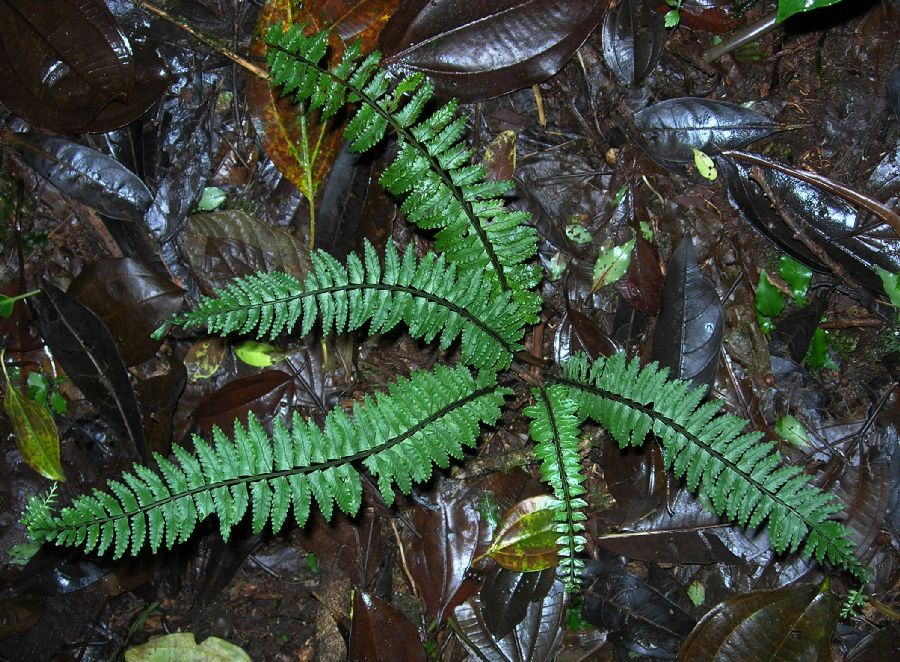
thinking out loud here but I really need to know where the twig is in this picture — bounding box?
[748,166,862,290]
[133,0,268,79]
[702,11,780,63]
[532,84,546,127]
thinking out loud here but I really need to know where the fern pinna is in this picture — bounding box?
[23,366,509,557]
[265,23,541,321]
[21,25,868,590]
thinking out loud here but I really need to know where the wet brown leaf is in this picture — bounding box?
[379,0,605,102]
[193,370,294,436]
[68,258,184,366]
[680,581,839,662]
[349,591,427,662]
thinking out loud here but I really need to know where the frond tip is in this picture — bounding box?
[23,366,510,558]
[557,353,869,583]
[524,385,588,589]
[265,23,541,321]
[157,241,526,373]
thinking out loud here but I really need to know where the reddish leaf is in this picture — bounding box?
[248,0,395,210]
[349,591,427,662]
[68,258,184,366]
[379,0,605,102]
[616,236,663,316]
[193,370,293,435]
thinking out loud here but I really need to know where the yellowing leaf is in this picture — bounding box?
[482,130,517,181]
[125,633,252,662]
[2,360,65,482]
[234,340,279,368]
[487,495,560,572]
[692,147,717,181]
[184,337,226,381]
[591,237,635,293]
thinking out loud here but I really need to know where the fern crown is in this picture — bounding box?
[21,24,869,589]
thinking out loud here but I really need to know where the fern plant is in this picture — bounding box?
[21,23,868,590]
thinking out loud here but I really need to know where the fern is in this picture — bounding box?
[155,240,525,374]
[556,353,868,582]
[18,24,868,598]
[524,386,588,589]
[265,23,541,321]
[24,365,509,558]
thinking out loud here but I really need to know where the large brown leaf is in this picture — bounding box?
[379,0,606,102]
[180,211,311,294]
[37,284,147,461]
[0,0,167,132]
[67,258,183,366]
[349,591,427,662]
[679,581,839,662]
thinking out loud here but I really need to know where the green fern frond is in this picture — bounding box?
[265,23,541,321]
[556,353,869,582]
[157,241,524,373]
[524,385,588,589]
[23,365,510,558]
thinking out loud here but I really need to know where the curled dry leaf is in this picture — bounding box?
[379,0,605,102]
[13,134,153,222]
[680,581,839,662]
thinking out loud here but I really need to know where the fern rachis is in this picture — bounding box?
[19,25,869,592]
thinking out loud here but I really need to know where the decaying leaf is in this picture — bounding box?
[487,495,560,572]
[2,353,65,482]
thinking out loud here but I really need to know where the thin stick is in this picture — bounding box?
[134,0,268,79]
[748,166,862,290]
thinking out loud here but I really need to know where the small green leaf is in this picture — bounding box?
[874,266,900,308]
[692,148,718,181]
[196,186,227,212]
[306,552,319,573]
[777,0,845,22]
[755,270,784,334]
[487,495,560,572]
[7,541,42,565]
[0,296,13,318]
[50,391,67,415]
[3,362,65,482]
[125,633,252,662]
[687,581,706,607]
[565,224,592,245]
[805,327,838,370]
[779,256,812,304]
[591,237,635,293]
[547,251,567,280]
[664,9,680,29]
[775,415,810,447]
[234,339,279,368]
[610,184,627,209]
[639,220,653,242]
